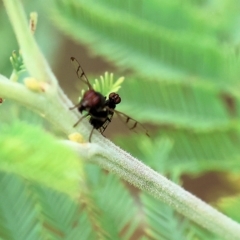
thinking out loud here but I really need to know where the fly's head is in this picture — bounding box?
[107,92,121,109]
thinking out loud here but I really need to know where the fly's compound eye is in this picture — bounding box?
[109,92,121,104]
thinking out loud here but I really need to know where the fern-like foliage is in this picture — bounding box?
[51,0,240,87]
[31,184,99,240]
[10,50,25,77]
[50,0,240,177]
[2,0,240,239]
[0,122,142,239]
[142,193,187,240]
[92,72,124,97]
[77,72,124,101]
[116,128,240,178]
[141,193,221,240]
[118,76,235,129]
[84,165,140,240]
[0,171,100,240]
[0,172,44,240]
[0,122,125,239]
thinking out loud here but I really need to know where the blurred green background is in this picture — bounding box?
[1,0,240,217]
[2,0,240,239]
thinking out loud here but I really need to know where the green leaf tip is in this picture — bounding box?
[10,50,26,80]
[93,72,124,96]
[0,122,84,198]
[78,72,124,100]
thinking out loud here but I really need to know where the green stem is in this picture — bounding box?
[3,0,58,89]
[66,140,240,240]
[0,75,89,136]
[9,71,18,82]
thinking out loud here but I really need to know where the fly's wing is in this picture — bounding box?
[70,57,92,89]
[98,109,114,134]
[114,109,149,137]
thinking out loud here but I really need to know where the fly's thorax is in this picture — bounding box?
[79,89,106,112]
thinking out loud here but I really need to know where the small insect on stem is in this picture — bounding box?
[69,57,149,142]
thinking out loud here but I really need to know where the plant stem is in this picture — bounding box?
[0,75,89,136]
[3,0,58,89]
[66,140,240,240]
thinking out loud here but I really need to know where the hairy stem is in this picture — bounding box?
[66,140,240,240]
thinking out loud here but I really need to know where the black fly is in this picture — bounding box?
[69,57,148,142]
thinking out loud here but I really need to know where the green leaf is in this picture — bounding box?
[142,193,188,240]
[0,121,83,198]
[0,172,97,240]
[31,184,95,240]
[93,72,124,97]
[141,193,221,240]
[118,77,234,130]
[10,50,26,78]
[85,165,140,240]
[0,172,44,240]
[116,127,240,177]
[77,72,124,100]
[50,0,240,85]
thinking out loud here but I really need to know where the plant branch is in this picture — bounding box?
[3,0,58,89]
[64,140,240,240]
[0,75,90,136]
